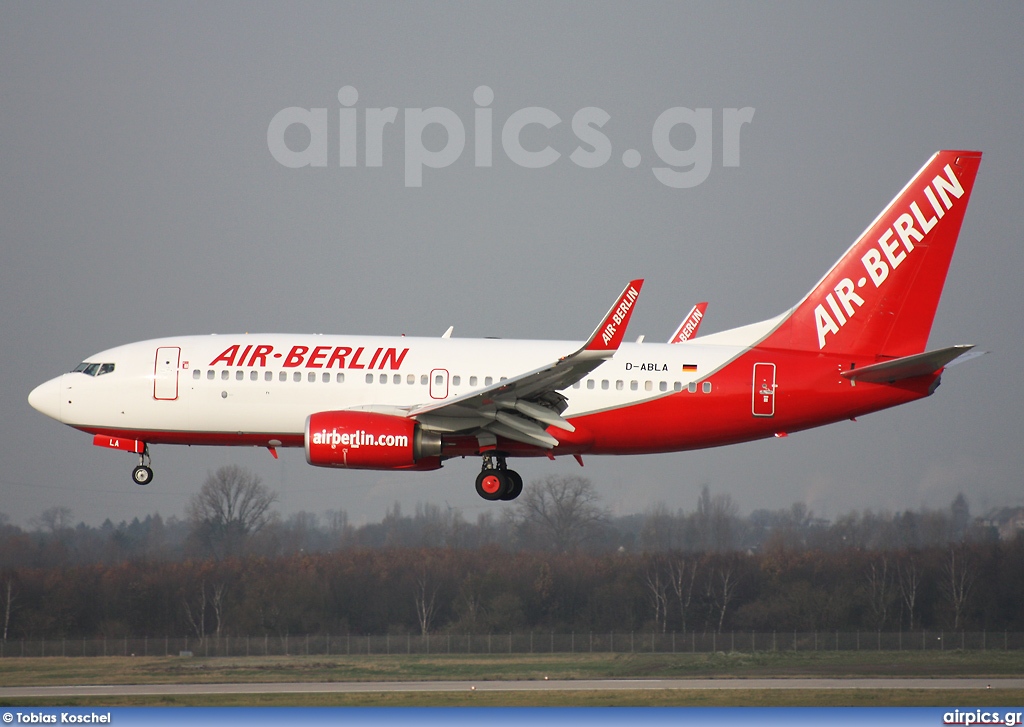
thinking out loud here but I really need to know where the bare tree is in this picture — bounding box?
[642,556,669,633]
[709,560,740,633]
[865,555,893,629]
[942,543,975,630]
[187,465,278,559]
[1,577,15,641]
[413,565,439,636]
[694,485,740,552]
[511,476,608,552]
[211,582,227,637]
[669,556,700,633]
[31,506,73,534]
[896,555,920,629]
[183,582,207,642]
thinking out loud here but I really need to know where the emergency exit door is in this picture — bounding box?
[154,347,180,400]
[752,362,776,417]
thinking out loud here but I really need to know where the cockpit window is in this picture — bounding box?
[72,362,115,376]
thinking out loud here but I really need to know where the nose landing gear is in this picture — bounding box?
[474,452,523,501]
[131,445,153,486]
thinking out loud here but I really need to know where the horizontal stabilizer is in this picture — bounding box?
[841,345,976,383]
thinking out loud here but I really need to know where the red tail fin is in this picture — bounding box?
[765,151,982,357]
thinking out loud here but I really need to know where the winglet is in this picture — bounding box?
[669,302,709,343]
[581,279,644,353]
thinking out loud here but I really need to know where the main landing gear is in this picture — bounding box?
[474,452,523,501]
[131,445,153,486]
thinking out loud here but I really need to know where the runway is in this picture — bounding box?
[3,678,1023,698]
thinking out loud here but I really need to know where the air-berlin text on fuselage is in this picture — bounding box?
[814,163,965,350]
[601,286,640,346]
[209,344,410,370]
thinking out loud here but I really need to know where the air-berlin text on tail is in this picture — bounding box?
[601,285,640,346]
[209,344,410,370]
[814,162,965,349]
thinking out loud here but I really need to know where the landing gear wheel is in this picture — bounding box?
[475,469,507,501]
[132,465,153,486]
[132,444,153,486]
[501,470,523,501]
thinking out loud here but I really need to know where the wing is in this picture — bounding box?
[406,280,644,449]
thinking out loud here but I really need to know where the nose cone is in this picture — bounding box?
[28,375,63,422]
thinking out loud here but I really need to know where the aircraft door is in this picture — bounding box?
[154,347,181,400]
[429,368,449,399]
[752,362,776,417]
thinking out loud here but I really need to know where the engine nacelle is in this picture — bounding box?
[305,411,442,469]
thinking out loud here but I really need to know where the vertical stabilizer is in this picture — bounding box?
[766,151,981,357]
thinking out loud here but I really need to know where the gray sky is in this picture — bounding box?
[2,2,1022,527]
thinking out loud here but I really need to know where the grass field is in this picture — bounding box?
[1,651,1022,707]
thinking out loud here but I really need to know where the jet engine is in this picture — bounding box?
[304,410,442,469]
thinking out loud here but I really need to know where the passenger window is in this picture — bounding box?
[659,381,668,392]
[630,380,638,391]
[573,382,581,389]
[452,375,461,386]
[587,380,595,390]
[265,371,273,382]
[421,375,428,385]
[645,381,653,391]
[193,369,200,380]
[703,382,712,393]
[379,373,387,384]
[393,374,401,384]
[250,370,258,381]
[485,376,493,386]
[366,373,374,384]
[688,382,697,393]
[337,373,345,383]
[207,370,215,380]
[322,372,330,383]
[435,374,443,385]
[279,371,287,382]
[308,372,316,382]
[407,374,415,384]
[470,376,478,386]
[221,370,229,381]
[615,380,623,391]
[235,370,243,381]
[293,372,301,382]
[673,381,682,392]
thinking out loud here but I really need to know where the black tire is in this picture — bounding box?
[502,469,524,500]
[475,469,506,501]
[132,465,153,486]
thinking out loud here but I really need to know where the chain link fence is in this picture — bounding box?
[3,630,1023,658]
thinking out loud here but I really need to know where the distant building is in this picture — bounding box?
[980,507,1024,541]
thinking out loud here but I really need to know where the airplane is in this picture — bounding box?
[28,150,982,502]
[669,302,709,343]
